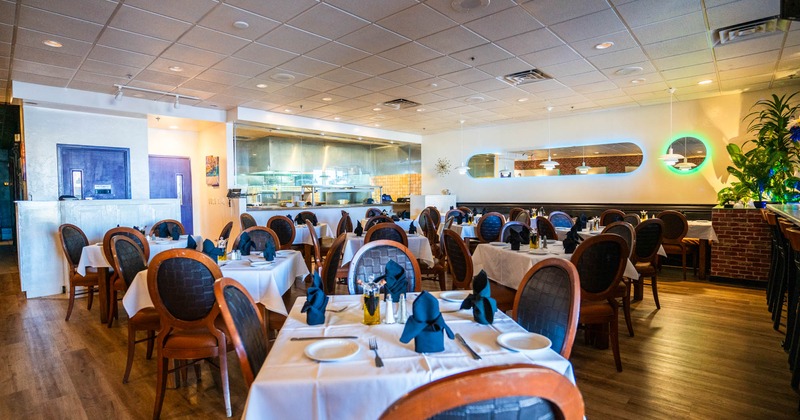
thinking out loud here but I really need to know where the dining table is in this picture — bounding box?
[340,232,435,267]
[122,249,309,318]
[77,235,202,323]
[554,226,668,257]
[686,220,718,279]
[242,292,575,420]
[449,222,477,239]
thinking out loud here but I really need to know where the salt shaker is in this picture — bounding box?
[398,294,407,324]
[384,294,396,324]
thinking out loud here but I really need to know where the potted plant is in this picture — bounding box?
[724,144,777,208]
[716,187,742,208]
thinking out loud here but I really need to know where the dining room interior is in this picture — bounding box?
[3,0,800,418]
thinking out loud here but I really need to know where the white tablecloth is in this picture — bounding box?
[121,250,309,317]
[554,227,667,257]
[76,235,202,276]
[472,242,640,290]
[449,223,477,238]
[687,220,718,242]
[242,292,575,420]
[341,232,434,267]
[293,223,331,246]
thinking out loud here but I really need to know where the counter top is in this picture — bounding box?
[767,203,800,225]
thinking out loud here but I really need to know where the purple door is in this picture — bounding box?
[149,155,193,234]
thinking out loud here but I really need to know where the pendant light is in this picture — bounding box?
[674,136,697,171]
[498,153,512,177]
[660,87,684,166]
[540,106,559,170]
[454,119,470,175]
[576,145,591,174]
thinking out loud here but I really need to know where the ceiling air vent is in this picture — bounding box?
[499,68,552,86]
[712,16,790,46]
[381,98,421,110]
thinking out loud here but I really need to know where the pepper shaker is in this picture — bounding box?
[398,294,407,324]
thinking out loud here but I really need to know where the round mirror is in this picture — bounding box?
[664,136,707,173]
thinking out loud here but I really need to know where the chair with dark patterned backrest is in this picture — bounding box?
[632,219,665,309]
[104,227,150,326]
[58,223,99,321]
[457,206,472,216]
[214,277,267,390]
[110,235,159,384]
[536,216,558,240]
[266,215,296,250]
[509,207,526,222]
[602,221,637,337]
[513,258,580,359]
[442,229,473,290]
[231,226,281,253]
[305,220,323,270]
[147,249,230,419]
[549,211,574,228]
[418,218,447,291]
[321,233,349,294]
[365,215,394,231]
[240,212,257,231]
[514,210,532,226]
[150,219,185,237]
[364,222,408,247]
[624,213,641,227]
[600,209,626,227]
[365,207,383,218]
[380,364,585,420]
[500,221,533,243]
[426,206,442,231]
[346,240,422,295]
[476,212,506,243]
[218,221,233,241]
[570,234,628,372]
[656,210,691,280]
[298,211,318,226]
[418,208,434,236]
[445,209,464,221]
[337,211,354,235]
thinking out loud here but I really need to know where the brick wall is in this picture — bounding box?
[371,174,421,200]
[711,208,770,282]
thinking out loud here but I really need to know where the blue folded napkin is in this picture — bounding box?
[563,223,582,254]
[376,260,407,302]
[186,235,197,249]
[201,239,224,262]
[579,213,588,230]
[301,272,328,325]
[354,220,363,237]
[294,213,303,225]
[456,214,463,225]
[263,238,276,261]
[402,211,410,219]
[460,270,497,325]
[408,221,416,235]
[507,228,521,251]
[400,291,454,353]
[157,223,169,238]
[171,225,181,240]
[238,232,255,255]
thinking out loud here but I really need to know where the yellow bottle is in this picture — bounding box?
[531,233,539,249]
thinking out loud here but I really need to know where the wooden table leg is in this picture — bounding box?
[698,239,709,280]
[97,267,110,324]
[633,277,643,301]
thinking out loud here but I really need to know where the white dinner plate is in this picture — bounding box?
[249,261,273,267]
[276,250,293,255]
[304,339,360,362]
[496,332,551,353]
[440,291,470,302]
[529,249,548,255]
[489,242,506,246]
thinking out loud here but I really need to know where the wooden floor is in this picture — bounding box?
[1,245,798,419]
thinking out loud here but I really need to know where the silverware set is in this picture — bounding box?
[369,337,384,368]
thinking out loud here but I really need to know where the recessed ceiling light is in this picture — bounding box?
[552,153,558,156]
[168,66,183,72]
[374,123,380,127]
[594,151,600,154]
[615,66,643,76]
[133,93,144,98]
[595,41,615,50]
[334,117,341,120]
[42,40,62,48]
[320,132,325,136]
[284,108,291,113]
[631,78,646,84]
[697,150,704,154]
[451,0,490,12]
[169,125,179,130]
[416,108,425,112]
[465,96,485,103]
[233,21,249,29]
[390,141,395,144]
[373,107,382,111]
[256,83,267,88]
[517,98,529,102]
[430,83,438,88]
[271,73,295,82]
[698,79,713,85]
[209,104,218,108]
[322,97,332,101]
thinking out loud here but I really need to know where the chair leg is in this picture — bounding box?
[123,325,136,384]
[153,355,168,420]
[652,274,661,310]
[146,331,155,359]
[611,308,622,372]
[438,271,446,291]
[622,281,634,337]
[65,285,76,321]
[681,250,687,280]
[107,290,117,328]
[218,350,231,417]
[87,285,95,310]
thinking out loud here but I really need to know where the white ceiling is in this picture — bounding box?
[2,0,800,134]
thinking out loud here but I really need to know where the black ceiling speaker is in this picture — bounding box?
[782,0,800,21]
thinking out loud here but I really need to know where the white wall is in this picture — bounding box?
[23,107,149,201]
[197,123,237,241]
[422,87,799,204]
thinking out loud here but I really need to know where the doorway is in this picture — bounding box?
[149,155,193,234]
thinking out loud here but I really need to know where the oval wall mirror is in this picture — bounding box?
[664,136,707,172]
[466,142,643,178]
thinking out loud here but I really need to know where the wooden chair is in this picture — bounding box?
[218,221,233,241]
[500,221,532,243]
[509,207,526,222]
[321,211,352,257]
[150,219,185,237]
[380,364,585,420]
[147,249,230,418]
[442,229,473,290]
[240,212,257,231]
[110,235,159,383]
[425,206,441,231]
[602,221,637,337]
[656,210,692,280]
[549,211,574,228]
[305,220,323,271]
[297,211,318,225]
[231,226,281,253]
[514,209,532,226]
[214,277,268,390]
[632,219,665,309]
[600,209,625,226]
[418,216,447,291]
[103,227,150,327]
[58,224,99,321]
[418,208,435,237]
[475,211,506,243]
[365,207,383,218]
[445,209,464,221]
[536,216,558,240]
[364,222,408,247]
[624,213,641,227]
[570,234,628,372]
[266,215,296,250]
[321,233,349,294]
[457,206,472,216]
[364,215,393,231]
[512,258,580,359]
[346,240,422,295]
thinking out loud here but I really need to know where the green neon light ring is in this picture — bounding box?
[664,132,709,174]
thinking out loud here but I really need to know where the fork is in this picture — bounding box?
[325,305,350,313]
[368,338,384,368]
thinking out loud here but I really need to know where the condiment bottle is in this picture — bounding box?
[398,294,407,324]
[384,294,396,324]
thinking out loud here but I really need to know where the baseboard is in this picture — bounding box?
[709,275,767,289]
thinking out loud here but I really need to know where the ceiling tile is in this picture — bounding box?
[123,0,218,23]
[24,0,118,25]
[88,45,155,68]
[317,67,371,85]
[307,42,371,66]
[586,47,649,69]
[11,71,69,87]
[179,26,250,55]
[462,78,510,93]
[450,43,513,66]
[0,24,10,44]
[13,58,74,78]
[717,50,780,71]
[98,28,172,57]
[222,86,270,101]
[278,56,338,77]
[379,42,442,67]
[288,3,369,40]
[212,57,271,77]
[110,5,192,41]
[198,4,280,40]
[378,4,457,40]
[542,59,597,78]
[417,26,488,55]
[67,79,115,94]
[134,69,189,86]
[440,68,492,85]
[549,9,626,43]
[477,57,535,77]
[642,33,710,59]
[233,43,297,67]
[272,85,323,99]
[651,50,713,71]
[494,28,564,57]
[381,67,434,84]
[572,81,620,94]
[558,71,609,87]
[616,0,702,27]
[719,63,775,80]
[18,5,104,43]
[660,62,716,79]
[464,7,543,41]
[570,31,639,58]
[256,25,329,55]
[352,76,401,91]
[0,1,15,26]
[424,0,517,24]
[16,28,93,57]
[181,78,229,93]
[414,55,471,76]
[326,0,418,22]
[147,57,205,78]
[196,68,250,85]
[225,0,317,23]
[630,12,706,45]
[79,59,141,78]
[327,84,371,98]
[162,44,227,67]
[713,34,783,60]
[258,68,310,85]
[706,0,780,30]
[345,55,403,76]
[338,24,409,54]
[520,45,583,68]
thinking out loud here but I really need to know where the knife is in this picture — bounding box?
[290,336,358,341]
[455,333,482,360]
